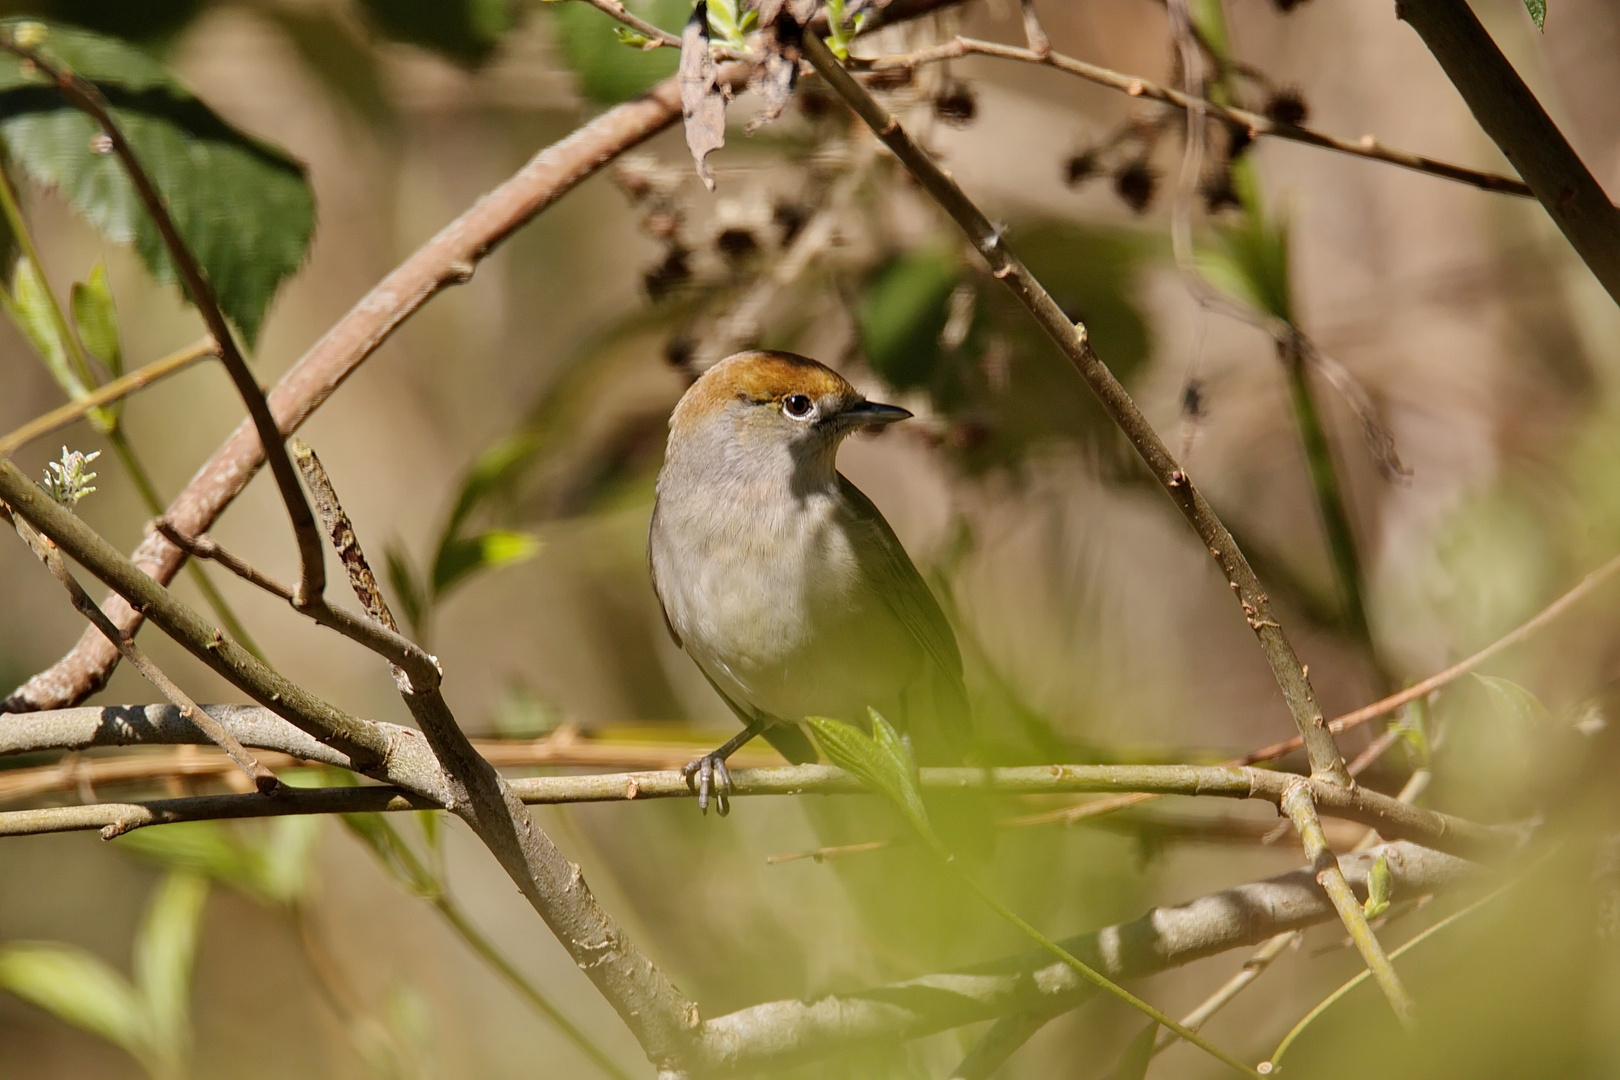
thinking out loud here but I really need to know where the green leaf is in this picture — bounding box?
[8,254,84,398]
[0,18,316,345]
[430,528,540,599]
[548,0,682,104]
[1523,0,1545,29]
[806,710,931,836]
[71,259,122,376]
[342,813,437,895]
[1198,158,1291,321]
[0,942,148,1062]
[115,820,270,899]
[1474,674,1553,729]
[1363,853,1393,920]
[858,252,958,390]
[1116,1020,1160,1080]
[357,0,515,66]
[133,872,207,1067]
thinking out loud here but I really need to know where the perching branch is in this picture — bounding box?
[1394,0,1620,305]
[801,30,1353,786]
[0,27,329,605]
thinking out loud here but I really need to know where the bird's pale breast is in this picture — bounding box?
[650,478,926,727]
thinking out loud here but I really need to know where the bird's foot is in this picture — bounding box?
[681,751,733,816]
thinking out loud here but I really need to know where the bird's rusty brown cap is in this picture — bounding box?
[673,350,860,424]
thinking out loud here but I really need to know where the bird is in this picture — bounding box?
[649,349,971,814]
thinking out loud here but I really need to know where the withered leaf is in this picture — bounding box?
[680,1,726,190]
[747,13,803,131]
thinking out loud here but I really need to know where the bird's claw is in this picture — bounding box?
[682,752,733,817]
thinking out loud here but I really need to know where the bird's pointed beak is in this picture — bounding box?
[841,399,913,426]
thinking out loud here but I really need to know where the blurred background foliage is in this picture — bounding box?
[0,0,1618,1078]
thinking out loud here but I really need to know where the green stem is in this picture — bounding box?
[0,153,98,396]
[354,815,634,1080]
[917,828,1261,1077]
[1279,332,1375,656]
[431,893,637,1080]
[1265,883,1511,1070]
[104,431,267,663]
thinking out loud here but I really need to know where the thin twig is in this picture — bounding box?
[863,36,1533,197]
[277,437,702,1068]
[152,520,440,688]
[580,0,682,47]
[1018,0,1050,56]
[2,509,277,793]
[1144,769,1431,1063]
[801,30,1352,785]
[0,29,328,603]
[1280,780,1414,1023]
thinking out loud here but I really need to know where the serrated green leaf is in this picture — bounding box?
[133,872,207,1067]
[1523,0,1545,29]
[1116,1020,1160,1080]
[1474,674,1552,729]
[72,260,122,376]
[0,942,148,1061]
[1363,853,1392,920]
[0,18,316,345]
[431,528,540,598]
[9,254,83,397]
[806,711,931,836]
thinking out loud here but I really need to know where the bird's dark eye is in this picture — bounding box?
[783,394,814,418]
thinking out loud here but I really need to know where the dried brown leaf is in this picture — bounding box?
[680,2,726,190]
[747,14,804,132]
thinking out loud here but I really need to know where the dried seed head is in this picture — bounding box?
[931,81,977,125]
[715,226,761,263]
[1064,149,1101,187]
[797,84,836,120]
[1201,171,1243,213]
[1112,159,1158,213]
[862,66,914,92]
[644,247,692,301]
[1264,88,1309,127]
[772,200,808,245]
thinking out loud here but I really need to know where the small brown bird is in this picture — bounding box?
[649,350,970,813]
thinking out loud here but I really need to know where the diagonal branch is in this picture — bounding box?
[280,439,703,1069]
[1394,0,1620,303]
[801,30,1353,786]
[0,28,328,604]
